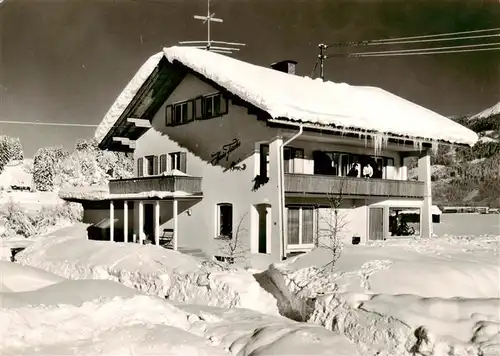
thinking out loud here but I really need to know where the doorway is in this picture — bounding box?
[143,203,154,241]
[255,203,271,254]
[369,207,385,240]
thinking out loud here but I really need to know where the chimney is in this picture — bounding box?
[270,60,297,75]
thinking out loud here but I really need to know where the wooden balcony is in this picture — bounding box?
[284,173,424,198]
[109,175,203,195]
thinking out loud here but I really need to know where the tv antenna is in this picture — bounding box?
[178,0,245,55]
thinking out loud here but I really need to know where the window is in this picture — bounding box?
[260,144,269,178]
[287,206,315,246]
[166,100,194,126]
[217,203,233,239]
[313,151,339,175]
[313,151,395,179]
[169,152,187,173]
[284,147,304,173]
[202,93,228,119]
[167,93,228,125]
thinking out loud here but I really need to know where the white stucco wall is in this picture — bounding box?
[135,74,284,259]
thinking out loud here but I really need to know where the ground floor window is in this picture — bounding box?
[217,203,233,239]
[388,207,420,237]
[287,206,315,246]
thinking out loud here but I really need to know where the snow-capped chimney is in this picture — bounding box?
[270,60,297,75]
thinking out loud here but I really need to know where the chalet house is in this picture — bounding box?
[92,46,478,261]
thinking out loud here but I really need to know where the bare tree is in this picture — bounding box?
[316,183,349,271]
[216,212,250,268]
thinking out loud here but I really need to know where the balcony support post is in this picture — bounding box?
[138,200,144,244]
[109,200,114,242]
[418,150,432,238]
[173,198,178,251]
[123,200,128,242]
[154,200,160,246]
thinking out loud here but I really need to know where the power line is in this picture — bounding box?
[344,33,500,47]
[0,120,98,127]
[349,46,500,58]
[327,27,500,47]
[348,41,500,57]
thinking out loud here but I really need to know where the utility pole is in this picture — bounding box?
[318,43,328,81]
[178,0,245,55]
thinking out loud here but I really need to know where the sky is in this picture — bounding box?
[1,0,499,157]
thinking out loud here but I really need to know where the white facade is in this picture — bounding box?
[121,73,434,261]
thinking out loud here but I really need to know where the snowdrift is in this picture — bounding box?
[1,262,357,356]
[15,223,279,315]
[262,237,500,355]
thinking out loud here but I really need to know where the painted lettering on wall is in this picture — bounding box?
[210,138,241,166]
[223,160,247,172]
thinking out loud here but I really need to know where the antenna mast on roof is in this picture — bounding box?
[178,0,245,55]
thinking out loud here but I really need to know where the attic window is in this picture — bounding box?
[202,93,228,120]
[166,100,194,126]
[166,93,228,127]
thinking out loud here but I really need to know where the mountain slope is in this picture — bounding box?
[432,101,500,208]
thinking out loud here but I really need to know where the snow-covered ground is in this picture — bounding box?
[1,261,357,356]
[434,213,499,237]
[263,236,500,355]
[3,221,500,355]
[14,223,279,315]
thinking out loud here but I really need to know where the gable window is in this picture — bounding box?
[169,152,187,173]
[202,93,228,120]
[166,100,194,126]
[287,206,315,247]
[217,203,233,239]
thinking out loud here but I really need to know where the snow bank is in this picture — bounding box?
[1,295,226,356]
[15,223,279,315]
[0,261,65,292]
[262,237,500,355]
[180,304,359,356]
[58,185,110,201]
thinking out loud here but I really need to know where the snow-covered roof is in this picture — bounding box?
[95,46,479,147]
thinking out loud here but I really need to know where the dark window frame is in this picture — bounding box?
[217,203,233,239]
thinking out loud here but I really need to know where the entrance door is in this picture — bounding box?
[256,204,271,253]
[144,203,154,241]
[369,207,384,240]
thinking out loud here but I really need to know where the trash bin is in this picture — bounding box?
[352,235,361,245]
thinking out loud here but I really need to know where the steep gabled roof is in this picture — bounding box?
[95,46,478,149]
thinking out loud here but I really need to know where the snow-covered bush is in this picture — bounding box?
[33,146,69,191]
[0,200,83,238]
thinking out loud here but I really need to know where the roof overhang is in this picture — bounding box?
[98,57,188,152]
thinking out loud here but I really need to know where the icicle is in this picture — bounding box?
[431,140,439,155]
[412,138,423,152]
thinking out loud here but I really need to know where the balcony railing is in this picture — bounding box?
[284,173,424,198]
[109,175,203,195]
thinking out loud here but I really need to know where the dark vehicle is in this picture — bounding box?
[87,218,124,241]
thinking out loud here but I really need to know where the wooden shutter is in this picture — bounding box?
[178,152,187,173]
[137,157,144,177]
[159,154,167,173]
[165,105,173,126]
[194,97,203,120]
[220,94,228,115]
[186,100,194,123]
[152,156,159,175]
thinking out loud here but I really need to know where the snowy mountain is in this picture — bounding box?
[431,100,500,208]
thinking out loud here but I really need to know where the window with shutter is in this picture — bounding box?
[219,95,228,115]
[145,155,155,176]
[186,100,194,123]
[159,154,167,173]
[137,157,144,177]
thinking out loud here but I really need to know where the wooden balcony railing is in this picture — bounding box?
[109,175,203,195]
[284,173,424,198]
